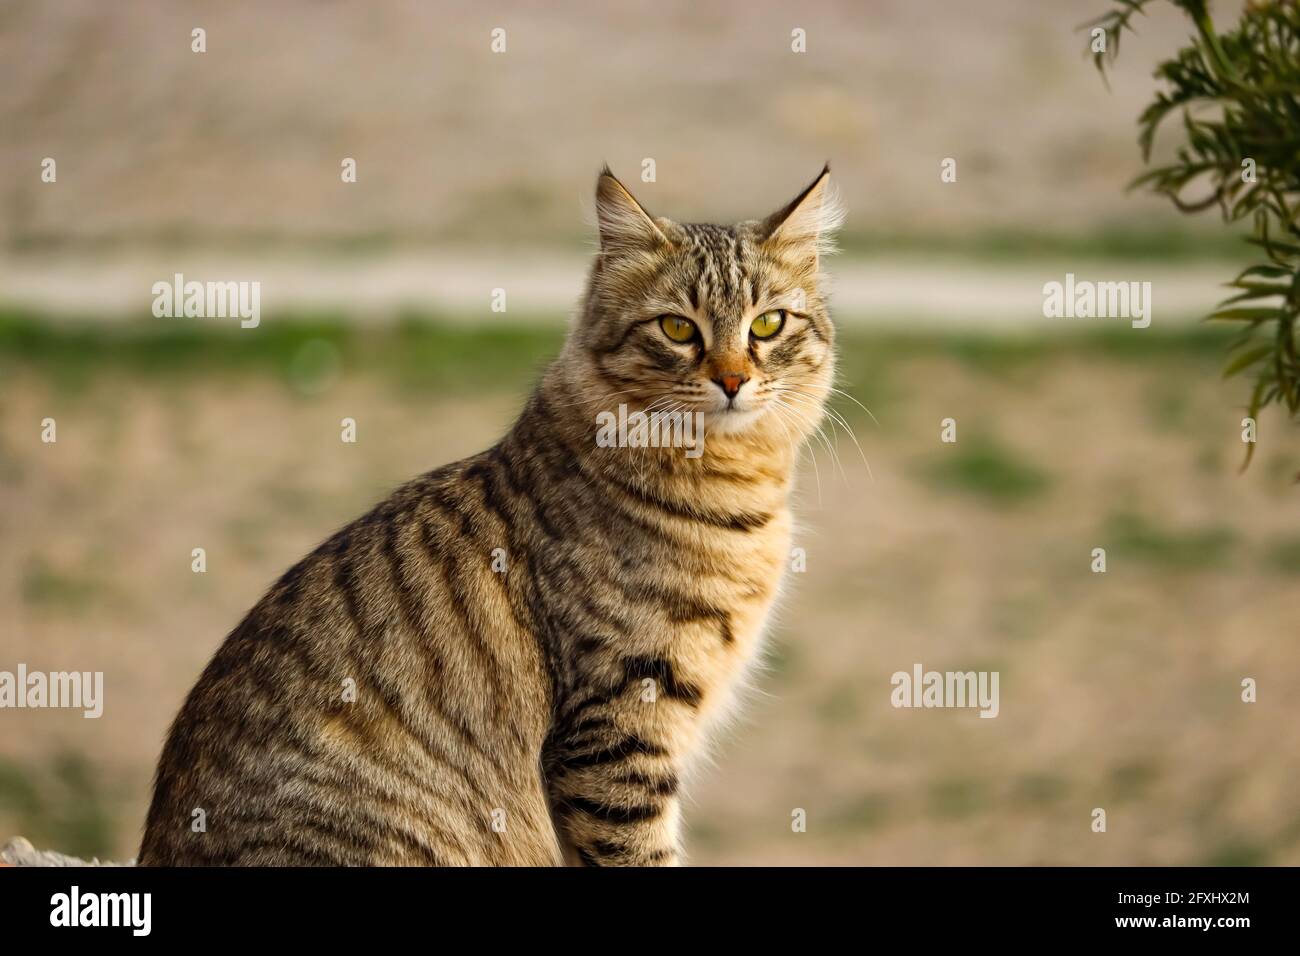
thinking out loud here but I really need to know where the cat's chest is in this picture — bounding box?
[658,508,793,713]
[720,513,791,644]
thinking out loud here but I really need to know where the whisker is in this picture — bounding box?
[824,383,881,427]
[769,386,873,482]
[549,386,646,409]
[766,398,820,505]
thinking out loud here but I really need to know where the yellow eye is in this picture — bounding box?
[750,310,785,339]
[659,315,697,343]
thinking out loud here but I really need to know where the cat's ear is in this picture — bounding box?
[596,166,671,252]
[757,164,844,267]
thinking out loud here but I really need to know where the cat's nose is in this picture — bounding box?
[714,374,748,399]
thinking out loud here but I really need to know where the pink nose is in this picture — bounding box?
[715,374,747,399]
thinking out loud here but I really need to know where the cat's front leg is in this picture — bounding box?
[547,690,695,866]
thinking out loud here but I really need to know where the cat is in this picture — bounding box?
[138,164,843,866]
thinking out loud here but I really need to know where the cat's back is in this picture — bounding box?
[138,458,562,866]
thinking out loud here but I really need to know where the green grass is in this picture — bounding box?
[1145,383,1193,433]
[816,683,861,724]
[0,308,1239,396]
[1012,773,1070,809]
[927,777,988,820]
[0,309,562,396]
[22,557,102,611]
[832,326,1233,417]
[0,752,117,860]
[1108,759,1162,802]
[1104,513,1238,571]
[829,793,893,832]
[1202,838,1270,867]
[1262,535,1300,574]
[919,435,1052,506]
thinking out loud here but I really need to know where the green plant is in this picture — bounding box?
[1090,0,1300,468]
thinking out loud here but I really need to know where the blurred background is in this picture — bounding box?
[3,0,1298,865]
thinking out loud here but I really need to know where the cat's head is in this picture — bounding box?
[565,165,843,444]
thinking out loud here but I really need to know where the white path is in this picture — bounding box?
[0,252,1241,331]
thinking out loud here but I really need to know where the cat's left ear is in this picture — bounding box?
[757,164,845,269]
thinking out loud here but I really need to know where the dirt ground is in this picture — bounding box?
[2,324,1297,865]
[2,0,1245,247]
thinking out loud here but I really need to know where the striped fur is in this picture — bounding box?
[138,166,841,866]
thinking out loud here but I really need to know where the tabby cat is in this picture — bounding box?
[139,165,843,866]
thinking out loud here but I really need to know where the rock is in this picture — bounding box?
[2,836,133,867]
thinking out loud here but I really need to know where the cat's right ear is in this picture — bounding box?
[596,166,671,253]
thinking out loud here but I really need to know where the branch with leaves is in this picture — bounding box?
[1090,0,1300,468]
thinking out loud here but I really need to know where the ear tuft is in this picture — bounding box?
[758,164,845,260]
[596,167,670,252]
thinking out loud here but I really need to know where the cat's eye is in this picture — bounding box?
[659,315,697,343]
[750,310,785,339]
